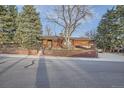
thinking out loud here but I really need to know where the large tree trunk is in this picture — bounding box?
[64,34,72,49]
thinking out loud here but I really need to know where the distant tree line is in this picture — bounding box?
[0,5,42,51]
[87,6,124,52]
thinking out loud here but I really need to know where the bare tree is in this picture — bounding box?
[47,5,92,49]
[44,26,52,36]
[85,30,96,39]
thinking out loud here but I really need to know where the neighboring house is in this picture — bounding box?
[40,36,96,50]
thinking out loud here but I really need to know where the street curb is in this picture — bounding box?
[0,54,39,58]
[43,56,124,62]
[0,54,124,62]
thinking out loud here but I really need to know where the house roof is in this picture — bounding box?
[40,36,93,41]
[70,37,92,40]
[40,36,63,40]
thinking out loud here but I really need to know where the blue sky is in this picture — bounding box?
[17,5,114,37]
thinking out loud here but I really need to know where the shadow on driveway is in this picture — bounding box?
[0,56,28,76]
[0,57,6,60]
[35,57,50,88]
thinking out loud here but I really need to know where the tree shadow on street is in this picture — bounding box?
[0,56,7,61]
[35,57,50,88]
[0,56,28,76]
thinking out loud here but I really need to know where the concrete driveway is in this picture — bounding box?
[0,53,124,88]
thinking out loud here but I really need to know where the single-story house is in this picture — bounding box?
[40,36,96,50]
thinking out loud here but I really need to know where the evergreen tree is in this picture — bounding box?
[116,6,124,47]
[95,5,124,52]
[0,6,6,30]
[0,5,18,45]
[15,5,42,51]
[0,6,7,45]
[95,7,119,51]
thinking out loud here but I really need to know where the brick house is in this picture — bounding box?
[40,36,96,50]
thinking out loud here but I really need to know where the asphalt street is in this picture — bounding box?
[0,56,124,88]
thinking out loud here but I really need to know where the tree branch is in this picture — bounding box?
[47,17,65,28]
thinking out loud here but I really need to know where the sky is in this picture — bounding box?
[17,5,114,37]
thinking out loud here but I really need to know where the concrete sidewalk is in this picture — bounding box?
[0,53,124,62]
[0,54,39,58]
[97,53,124,62]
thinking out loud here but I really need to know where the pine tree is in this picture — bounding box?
[116,6,124,47]
[0,5,18,45]
[95,7,119,51]
[95,6,124,52]
[15,5,42,51]
[0,6,7,45]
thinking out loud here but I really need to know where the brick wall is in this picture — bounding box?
[0,48,98,57]
[44,49,98,57]
[0,49,38,55]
